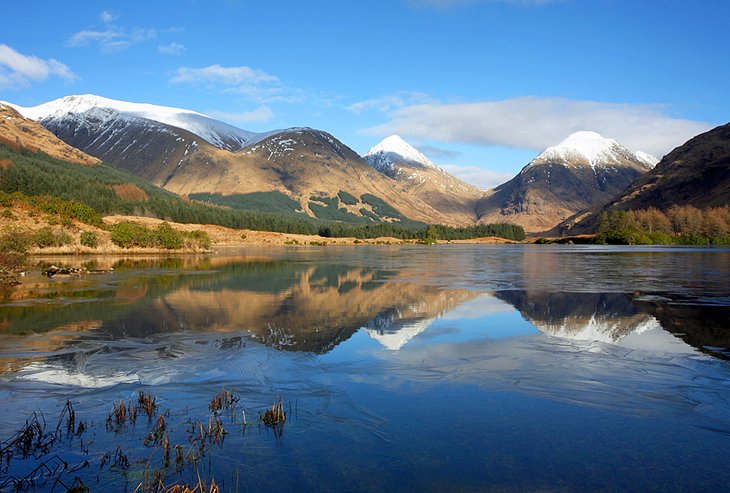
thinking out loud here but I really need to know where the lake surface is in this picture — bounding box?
[1,245,729,492]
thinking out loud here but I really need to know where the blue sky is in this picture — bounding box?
[1,0,728,188]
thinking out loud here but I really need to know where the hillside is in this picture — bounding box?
[364,135,485,224]
[476,131,656,232]
[0,103,98,165]
[557,122,730,235]
[10,95,474,226]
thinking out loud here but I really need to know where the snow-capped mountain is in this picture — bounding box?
[477,131,656,232]
[364,135,440,176]
[559,122,730,236]
[364,135,486,225]
[527,131,658,170]
[9,94,258,152]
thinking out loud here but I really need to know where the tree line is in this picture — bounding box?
[596,206,730,245]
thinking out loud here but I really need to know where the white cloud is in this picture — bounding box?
[100,10,117,23]
[347,92,432,114]
[170,64,303,104]
[0,44,77,90]
[365,96,713,158]
[440,163,513,189]
[208,105,274,123]
[67,27,157,51]
[170,64,278,85]
[158,42,186,55]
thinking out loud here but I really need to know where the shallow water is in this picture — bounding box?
[1,245,729,492]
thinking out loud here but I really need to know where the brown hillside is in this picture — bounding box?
[0,104,99,165]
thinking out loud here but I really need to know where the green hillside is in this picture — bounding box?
[0,143,524,241]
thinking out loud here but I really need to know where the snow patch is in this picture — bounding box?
[9,94,258,152]
[364,135,440,174]
[528,131,655,170]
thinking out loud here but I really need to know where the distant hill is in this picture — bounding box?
[9,95,472,226]
[476,131,656,232]
[364,135,485,225]
[557,122,730,235]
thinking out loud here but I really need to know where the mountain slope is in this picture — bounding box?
[11,95,464,226]
[0,103,98,165]
[557,123,730,234]
[11,94,257,151]
[364,135,485,224]
[476,131,656,232]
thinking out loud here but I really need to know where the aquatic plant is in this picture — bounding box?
[209,387,239,414]
[144,416,168,447]
[139,390,159,420]
[261,397,286,427]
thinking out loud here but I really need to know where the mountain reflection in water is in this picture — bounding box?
[1,247,729,492]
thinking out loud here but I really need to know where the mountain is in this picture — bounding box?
[364,135,440,176]
[476,131,657,232]
[0,103,98,165]
[557,122,730,235]
[11,94,258,151]
[9,95,467,226]
[364,135,485,224]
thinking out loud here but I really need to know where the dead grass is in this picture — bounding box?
[111,183,149,202]
[261,397,286,427]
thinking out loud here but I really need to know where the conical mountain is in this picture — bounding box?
[476,131,656,232]
[364,135,485,224]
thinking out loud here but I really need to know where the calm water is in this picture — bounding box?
[1,245,729,492]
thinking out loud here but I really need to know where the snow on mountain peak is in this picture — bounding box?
[9,94,257,151]
[364,135,438,172]
[634,150,660,167]
[529,131,657,170]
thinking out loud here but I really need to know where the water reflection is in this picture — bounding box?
[495,290,730,359]
[1,249,730,492]
[0,255,478,373]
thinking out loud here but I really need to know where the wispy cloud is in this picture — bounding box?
[347,92,432,114]
[158,42,186,55]
[67,12,156,52]
[208,105,273,123]
[100,10,117,23]
[170,64,303,104]
[171,65,278,86]
[420,145,462,160]
[0,44,77,90]
[365,96,712,158]
[439,163,513,189]
[67,27,157,51]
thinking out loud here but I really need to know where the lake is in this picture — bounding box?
[1,245,729,492]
